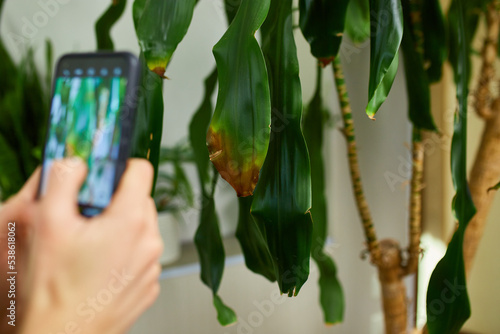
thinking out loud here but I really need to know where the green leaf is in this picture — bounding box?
[95,0,127,51]
[194,172,224,293]
[400,0,437,131]
[189,69,236,326]
[189,68,218,194]
[426,1,476,332]
[366,0,403,119]
[132,0,147,31]
[446,0,488,83]
[422,0,447,83]
[252,0,313,297]
[194,168,237,326]
[208,0,271,197]
[131,53,164,194]
[213,295,237,326]
[136,0,196,77]
[303,66,344,324]
[236,196,276,282]
[224,0,242,25]
[299,0,350,66]
[344,0,370,44]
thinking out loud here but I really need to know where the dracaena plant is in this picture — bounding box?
[1,0,499,332]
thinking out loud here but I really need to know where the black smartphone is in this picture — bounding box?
[38,52,141,216]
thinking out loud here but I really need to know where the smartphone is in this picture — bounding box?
[38,52,141,216]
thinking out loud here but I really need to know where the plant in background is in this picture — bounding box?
[0,0,52,201]
[154,141,194,215]
[2,0,500,332]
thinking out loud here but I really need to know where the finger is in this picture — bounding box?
[0,168,42,223]
[16,167,42,202]
[106,159,154,213]
[144,197,159,234]
[43,157,88,215]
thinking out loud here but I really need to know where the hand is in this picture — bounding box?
[20,158,163,334]
[0,167,41,334]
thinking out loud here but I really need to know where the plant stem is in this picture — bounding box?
[333,58,408,334]
[403,0,426,276]
[465,0,500,276]
[332,58,381,265]
[403,132,424,276]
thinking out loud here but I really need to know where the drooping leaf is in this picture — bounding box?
[303,66,344,324]
[207,0,271,197]
[344,0,370,44]
[189,69,236,326]
[136,0,196,77]
[366,0,403,119]
[400,0,437,131]
[421,0,447,83]
[189,69,218,192]
[426,1,476,332]
[194,168,237,326]
[131,53,164,194]
[213,295,237,326]
[236,196,276,282]
[252,0,313,297]
[447,0,488,83]
[299,0,350,66]
[95,0,127,51]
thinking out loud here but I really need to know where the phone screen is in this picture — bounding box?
[39,54,137,216]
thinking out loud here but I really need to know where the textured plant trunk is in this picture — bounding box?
[465,1,500,275]
[378,240,408,334]
[464,103,500,274]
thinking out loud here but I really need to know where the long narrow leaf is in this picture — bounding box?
[299,0,349,66]
[236,196,276,282]
[136,0,196,77]
[344,0,370,44]
[426,1,476,332]
[422,0,447,83]
[253,0,313,297]
[189,69,237,326]
[366,0,403,119]
[303,66,344,324]
[208,0,271,197]
[131,53,164,194]
[400,0,437,131]
[189,69,218,191]
[194,168,237,326]
[447,0,488,83]
[95,0,127,51]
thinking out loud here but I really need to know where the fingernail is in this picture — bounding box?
[66,156,85,168]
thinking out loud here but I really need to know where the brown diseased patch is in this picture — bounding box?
[206,127,260,197]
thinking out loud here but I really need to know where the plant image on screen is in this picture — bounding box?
[41,76,127,209]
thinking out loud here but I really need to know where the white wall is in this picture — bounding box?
[1,0,417,333]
